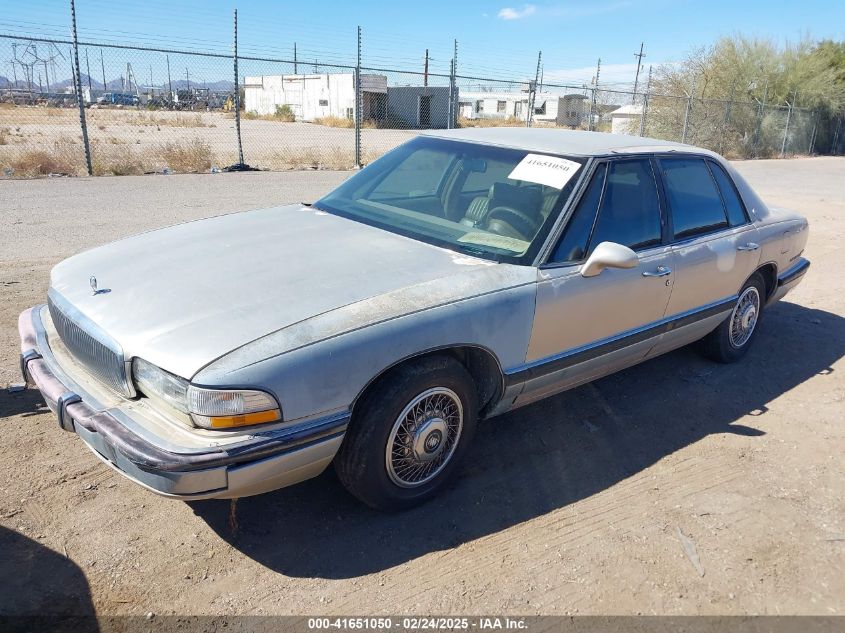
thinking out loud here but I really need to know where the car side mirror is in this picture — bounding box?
[580,241,639,277]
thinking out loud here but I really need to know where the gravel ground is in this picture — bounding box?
[0,158,843,617]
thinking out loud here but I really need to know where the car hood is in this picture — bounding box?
[49,204,513,378]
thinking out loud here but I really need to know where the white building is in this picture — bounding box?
[244,73,387,122]
[610,104,643,135]
[458,91,590,125]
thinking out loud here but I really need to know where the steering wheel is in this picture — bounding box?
[484,206,541,240]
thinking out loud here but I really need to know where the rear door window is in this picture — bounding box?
[661,158,729,239]
[707,161,749,227]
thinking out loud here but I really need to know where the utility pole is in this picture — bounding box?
[423,49,429,87]
[589,58,601,132]
[69,0,93,176]
[293,42,298,74]
[632,42,645,103]
[233,9,245,166]
[186,67,190,92]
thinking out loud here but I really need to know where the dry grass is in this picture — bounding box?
[154,137,215,173]
[1,137,221,178]
[457,115,525,128]
[312,116,379,129]
[2,138,83,177]
[0,106,216,130]
[262,147,382,171]
[313,115,354,128]
[93,111,215,128]
[92,146,149,176]
[0,127,9,145]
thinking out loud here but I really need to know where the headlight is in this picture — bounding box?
[132,358,281,429]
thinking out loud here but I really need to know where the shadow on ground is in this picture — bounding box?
[0,526,97,632]
[194,303,840,578]
[0,388,49,419]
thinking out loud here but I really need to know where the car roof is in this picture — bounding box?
[421,127,713,158]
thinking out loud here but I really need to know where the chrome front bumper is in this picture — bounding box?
[18,306,348,500]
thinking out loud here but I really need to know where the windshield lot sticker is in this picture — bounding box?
[508,154,580,189]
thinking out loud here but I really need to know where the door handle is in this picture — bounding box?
[642,266,672,277]
[737,242,760,251]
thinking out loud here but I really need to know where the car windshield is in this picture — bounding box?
[314,137,586,264]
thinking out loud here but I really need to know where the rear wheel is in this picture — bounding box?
[698,273,765,363]
[334,355,478,511]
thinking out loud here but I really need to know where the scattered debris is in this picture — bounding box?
[677,526,705,577]
[7,383,26,393]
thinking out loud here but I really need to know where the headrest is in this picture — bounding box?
[489,182,542,211]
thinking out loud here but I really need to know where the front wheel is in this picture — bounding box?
[697,272,766,363]
[334,355,478,511]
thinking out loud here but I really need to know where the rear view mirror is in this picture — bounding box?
[461,158,487,173]
[580,241,638,277]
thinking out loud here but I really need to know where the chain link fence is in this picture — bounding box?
[1,33,842,179]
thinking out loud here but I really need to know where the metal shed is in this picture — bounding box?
[386,86,454,129]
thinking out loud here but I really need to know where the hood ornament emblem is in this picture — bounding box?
[90,274,111,296]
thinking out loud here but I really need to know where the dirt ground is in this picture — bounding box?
[0,158,842,618]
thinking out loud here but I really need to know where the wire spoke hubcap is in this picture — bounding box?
[729,286,761,348]
[386,387,463,488]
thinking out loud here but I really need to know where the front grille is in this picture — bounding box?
[47,292,132,396]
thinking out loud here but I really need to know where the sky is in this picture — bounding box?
[1,0,844,89]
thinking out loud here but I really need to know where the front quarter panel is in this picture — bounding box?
[194,267,538,422]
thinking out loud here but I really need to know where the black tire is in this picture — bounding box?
[698,272,766,363]
[334,355,478,511]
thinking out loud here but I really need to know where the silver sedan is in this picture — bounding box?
[18,128,810,509]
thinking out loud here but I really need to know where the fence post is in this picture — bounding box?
[354,25,362,169]
[452,40,458,128]
[681,79,695,144]
[808,110,818,155]
[233,9,245,167]
[588,58,600,132]
[69,0,93,176]
[448,58,455,129]
[832,116,842,156]
[527,51,541,128]
[780,94,795,158]
[638,64,651,137]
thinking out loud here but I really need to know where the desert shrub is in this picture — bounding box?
[274,104,296,122]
